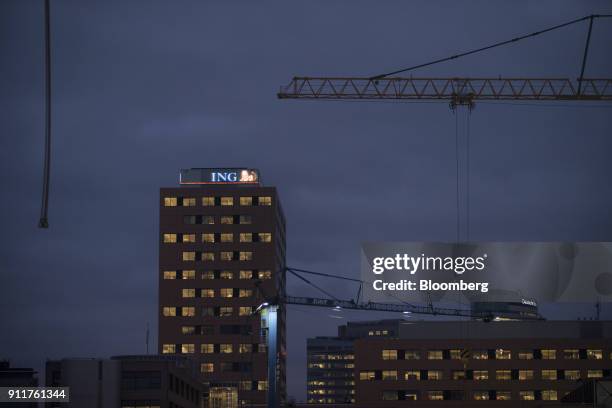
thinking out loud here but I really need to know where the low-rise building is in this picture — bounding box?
[354,320,612,407]
[45,355,206,408]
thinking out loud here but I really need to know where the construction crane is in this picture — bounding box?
[278,14,612,108]
[256,267,543,408]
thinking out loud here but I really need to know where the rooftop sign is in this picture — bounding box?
[179,168,260,185]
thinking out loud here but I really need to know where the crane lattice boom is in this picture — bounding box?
[278,77,612,102]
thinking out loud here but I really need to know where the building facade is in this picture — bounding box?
[45,355,205,408]
[0,361,38,408]
[306,337,355,404]
[159,168,287,407]
[353,320,612,407]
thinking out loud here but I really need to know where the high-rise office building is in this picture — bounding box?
[307,337,355,404]
[159,168,286,407]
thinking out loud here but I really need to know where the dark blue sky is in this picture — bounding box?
[1,0,612,400]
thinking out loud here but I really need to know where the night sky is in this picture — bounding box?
[1,0,612,401]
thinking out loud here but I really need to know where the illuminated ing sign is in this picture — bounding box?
[180,168,260,185]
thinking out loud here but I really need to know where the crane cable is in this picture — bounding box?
[370,14,612,79]
[467,109,471,242]
[39,0,51,228]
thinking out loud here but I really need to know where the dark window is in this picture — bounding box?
[121,371,161,390]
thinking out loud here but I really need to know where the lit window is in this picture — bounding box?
[181,344,195,354]
[239,381,252,391]
[404,371,420,380]
[201,289,214,298]
[382,349,397,360]
[182,233,196,243]
[258,196,272,206]
[474,370,488,380]
[240,233,252,243]
[565,370,580,380]
[404,350,420,360]
[239,306,252,316]
[473,391,489,401]
[239,251,252,261]
[495,349,511,359]
[541,370,557,380]
[202,196,215,206]
[182,270,195,279]
[519,391,535,401]
[564,349,580,359]
[182,251,196,261]
[496,391,511,401]
[182,197,196,207]
[519,370,533,380]
[359,371,375,381]
[201,344,214,354]
[450,349,462,360]
[181,307,195,317]
[220,233,233,243]
[472,350,488,360]
[219,307,233,317]
[239,215,252,224]
[496,370,511,380]
[202,233,215,243]
[240,197,252,206]
[201,271,214,280]
[182,288,195,298]
[518,350,533,360]
[542,390,557,401]
[200,363,214,373]
[382,370,397,380]
[452,370,466,380]
[542,349,556,359]
[258,232,272,242]
[587,349,603,360]
[427,391,443,401]
[220,216,234,225]
[239,344,253,353]
[220,288,233,298]
[240,270,253,279]
[220,251,234,261]
[428,350,443,360]
[162,344,175,354]
[201,252,214,261]
[405,392,418,401]
[221,197,233,206]
[162,307,176,317]
[257,381,268,391]
[239,289,252,298]
[220,344,233,354]
[181,325,195,335]
[258,270,272,280]
[220,270,233,279]
[163,197,177,207]
[588,370,603,379]
[428,370,443,380]
[163,271,176,280]
[163,233,177,243]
